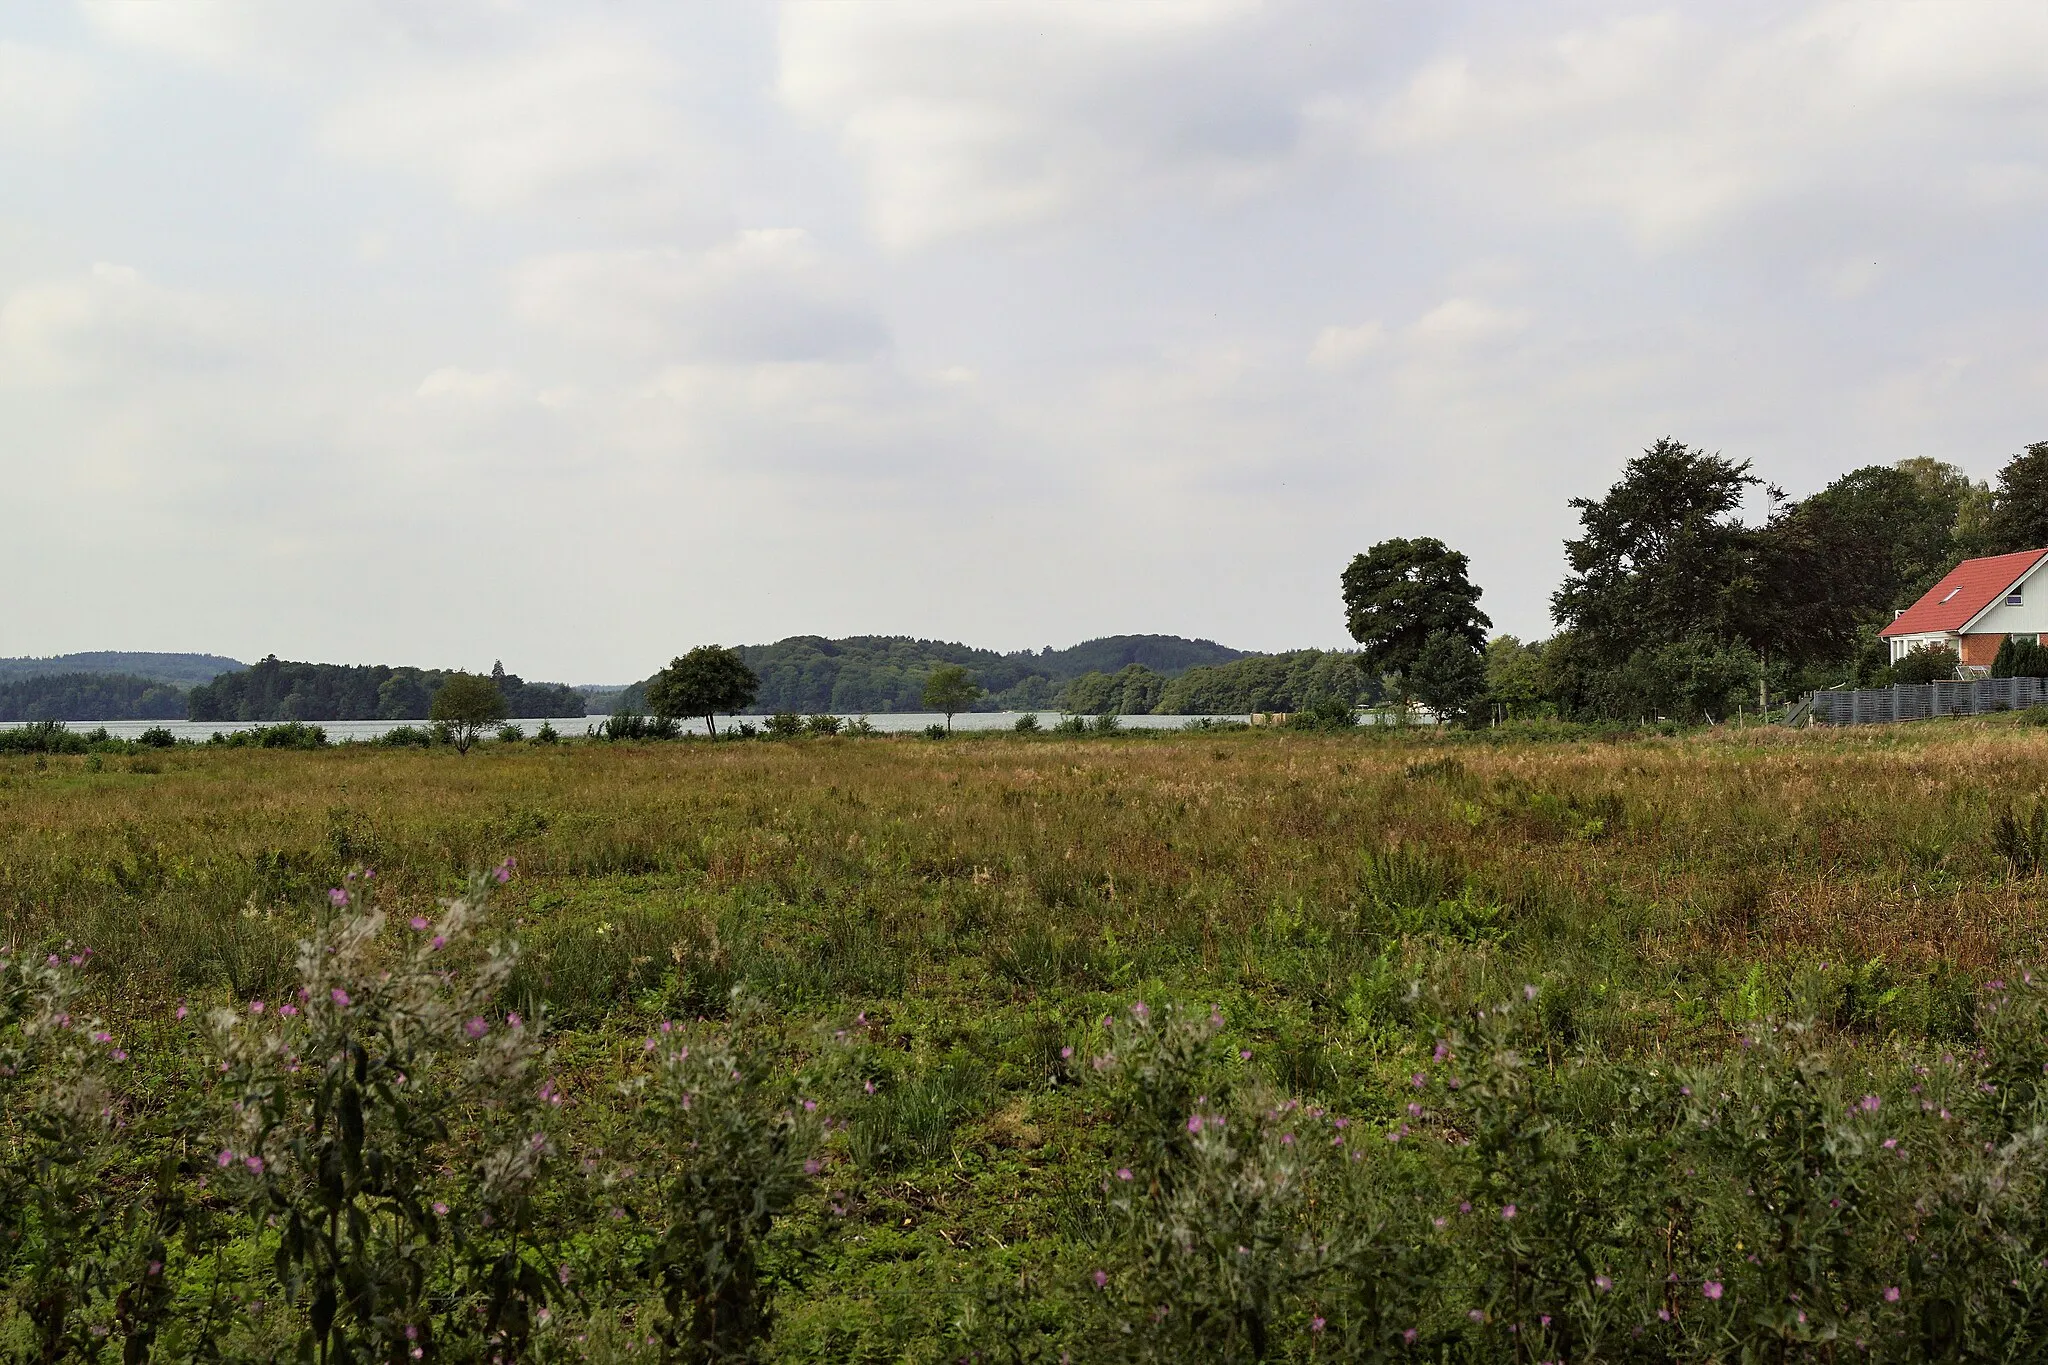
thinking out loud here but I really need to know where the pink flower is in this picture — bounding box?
[216,1150,234,1168]
[803,1158,822,1176]
[244,1156,264,1174]
[1311,1316,1325,1333]
[1060,1046,1073,1059]
[111,1050,127,1062]
[249,1001,265,1014]
[1859,1094,1882,1113]
[1412,1072,1428,1088]
[1129,1001,1150,1021]
[1502,1204,1517,1220]
[175,1004,188,1020]
[557,1264,571,1286]
[433,1202,449,1215]
[1240,1049,1253,1060]
[1594,1275,1612,1292]
[90,1030,111,1044]
[1188,1115,1204,1134]
[466,1018,489,1040]
[328,888,348,906]
[430,935,446,951]
[507,1012,522,1027]
[1703,1281,1723,1300]
[1885,1287,1901,1303]
[410,916,430,931]
[330,988,351,1007]
[1092,1270,1108,1290]
[1459,1201,1472,1214]
[279,1005,297,1017]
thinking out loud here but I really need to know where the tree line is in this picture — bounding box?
[1344,437,2048,724]
[188,658,585,723]
[0,672,188,723]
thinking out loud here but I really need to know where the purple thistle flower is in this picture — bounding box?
[467,1017,489,1040]
[1703,1280,1723,1300]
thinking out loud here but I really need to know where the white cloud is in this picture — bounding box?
[0,263,246,388]
[320,36,709,218]
[509,231,887,363]
[778,0,1310,248]
[416,367,520,403]
[1407,298,1531,349]
[0,42,96,137]
[1308,321,1386,371]
[1353,3,2048,246]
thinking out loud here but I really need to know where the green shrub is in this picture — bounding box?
[1012,713,1041,733]
[533,721,560,744]
[766,712,804,739]
[136,726,178,748]
[924,723,949,740]
[1893,645,1960,685]
[380,724,436,747]
[496,723,526,743]
[804,714,843,736]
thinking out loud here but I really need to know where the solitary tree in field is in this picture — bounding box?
[646,645,760,736]
[921,664,981,732]
[1341,536,1491,678]
[430,673,508,754]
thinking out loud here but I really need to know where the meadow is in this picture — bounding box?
[6,719,2048,1361]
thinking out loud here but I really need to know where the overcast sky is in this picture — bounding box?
[5,2,2047,682]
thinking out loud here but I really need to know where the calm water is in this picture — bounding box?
[58,712,1262,741]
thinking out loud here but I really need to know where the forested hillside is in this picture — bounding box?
[0,672,190,721]
[0,651,242,685]
[1059,650,1372,715]
[608,634,1251,713]
[188,658,586,721]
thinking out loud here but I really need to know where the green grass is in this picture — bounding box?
[7,719,2048,1358]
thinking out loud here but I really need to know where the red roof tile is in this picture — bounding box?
[1881,548,2048,638]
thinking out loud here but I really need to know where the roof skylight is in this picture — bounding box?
[1940,588,1962,603]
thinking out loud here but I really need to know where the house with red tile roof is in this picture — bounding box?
[1880,548,2048,670]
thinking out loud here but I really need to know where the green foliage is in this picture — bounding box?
[1992,634,2048,678]
[431,672,510,754]
[646,646,761,736]
[1590,635,1760,722]
[207,721,329,749]
[1893,644,1961,685]
[496,723,526,743]
[136,726,178,748]
[1410,629,1489,725]
[1157,651,1368,716]
[380,724,436,748]
[0,672,188,723]
[1341,537,1491,678]
[0,651,242,687]
[921,664,982,729]
[628,997,826,1358]
[533,721,559,744]
[1983,440,2048,555]
[765,712,805,739]
[720,635,1249,715]
[189,657,584,723]
[598,712,682,741]
[1012,713,1041,733]
[923,723,949,740]
[803,713,842,736]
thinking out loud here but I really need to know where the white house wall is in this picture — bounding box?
[1961,563,2048,636]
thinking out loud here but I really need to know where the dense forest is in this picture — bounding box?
[187,658,586,722]
[1058,650,1372,715]
[0,672,189,722]
[0,652,242,685]
[608,634,1251,714]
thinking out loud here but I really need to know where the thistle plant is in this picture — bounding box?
[624,993,827,1361]
[207,866,560,1364]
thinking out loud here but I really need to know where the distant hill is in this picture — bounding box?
[0,652,244,686]
[607,634,1254,714]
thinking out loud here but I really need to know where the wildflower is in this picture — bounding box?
[1658,1310,1671,1322]
[1188,1115,1204,1134]
[1311,1317,1325,1334]
[175,1003,187,1020]
[1883,1137,1899,1149]
[864,1079,876,1095]
[1524,983,1538,1001]
[804,1158,822,1176]
[430,935,446,951]
[1885,1287,1901,1303]
[111,1049,126,1061]
[1130,1001,1150,1022]
[244,1156,265,1174]
[1408,1102,1423,1118]
[1460,1201,1472,1214]
[410,916,430,931]
[1403,1328,1418,1344]
[507,1011,523,1027]
[1859,1094,1882,1113]
[216,1149,234,1167]
[1061,1046,1073,1059]
[1502,1204,1517,1220]
[557,1264,571,1286]
[803,1098,818,1112]
[1092,1270,1108,1289]
[1117,1168,1133,1181]
[1433,1040,1449,1061]
[328,888,348,906]
[1703,1281,1723,1300]
[1540,1315,1551,1327]
[1281,1133,1296,1146]
[279,1005,297,1017]
[249,1000,265,1014]
[495,857,517,884]
[1412,1071,1428,1088]
[1469,1310,1485,1323]
[433,1202,449,1215]
[1594,1275,1612,1292]
[90,1030,111,1044]
[330,988,351,1007]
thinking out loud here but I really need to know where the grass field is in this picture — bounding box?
[8,720,2048,1360]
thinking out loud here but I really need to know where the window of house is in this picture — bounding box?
[2010,590,2025,606]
